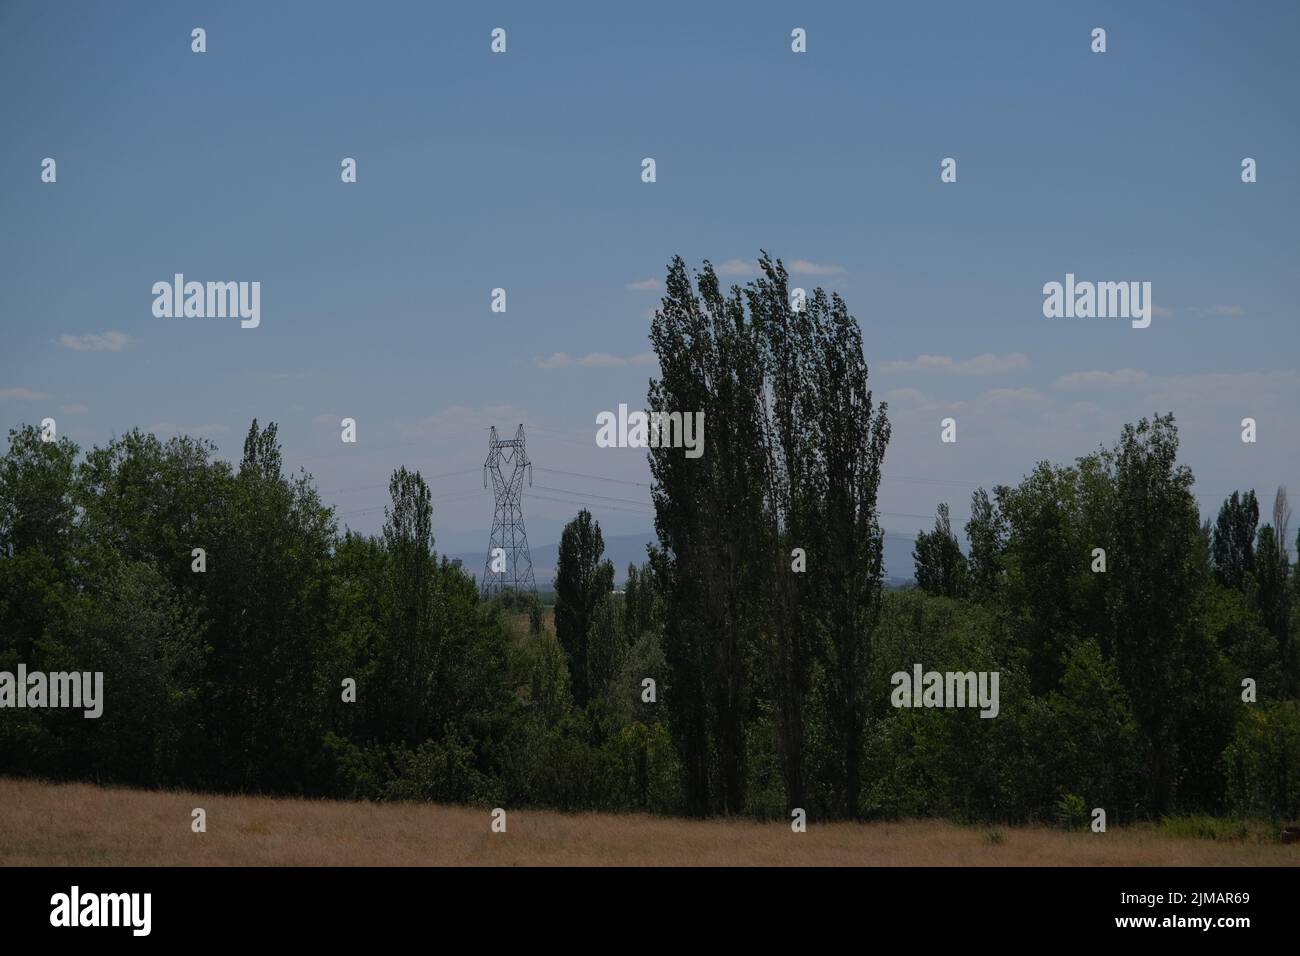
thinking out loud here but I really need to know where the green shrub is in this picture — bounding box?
[1222,701,1300,820]
[382,731,500,806]
[1158,814,1250,841]
[1055,793,1088,830]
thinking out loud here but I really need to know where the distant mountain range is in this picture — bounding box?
[448,531,916,590]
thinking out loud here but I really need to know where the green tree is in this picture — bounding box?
[381,466,437,745]
[1213,490,1259,589]
[913,503,967,598]
[965,487,1005,598]
[554,509,614,706]
[196,420,337,791]
[1107,414,1202,813]
[623,564,641,635]
[1223,701,1300,819]
[801,276,890,819]
[747,253,822,815]
[996,462,1095,692]
[587,593,625,701]
[0,424,78,563]
[0,425,81,671]
[1256,525,1290,646]
[648,256,768,815]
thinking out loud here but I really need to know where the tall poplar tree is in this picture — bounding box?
[554,508,614,706]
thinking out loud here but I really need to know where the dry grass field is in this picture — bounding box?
[2,776,1296,866]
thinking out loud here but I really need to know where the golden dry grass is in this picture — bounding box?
[2,776,1296,866]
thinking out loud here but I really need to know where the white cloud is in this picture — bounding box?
[714,258,755,277]
[534,353,573,369]
[58,330,131,352]
[0,387,50,401]
[576,353,625,368]
[789,259,846,276]
[1055,369,1150,389]
[1056,368,1296,401]
[880,352,1029,376]
[626,278,661,292]
[691,258,846,280]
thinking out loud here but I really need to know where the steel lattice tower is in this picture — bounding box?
[481,424,537,599]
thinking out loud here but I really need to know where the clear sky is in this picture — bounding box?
[2,0,1297,564]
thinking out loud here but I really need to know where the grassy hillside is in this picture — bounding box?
[2,777,1296,867]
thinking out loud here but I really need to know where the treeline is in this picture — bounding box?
[910,444,1300,821]
[0,421,678,812]
[2,254,1298,823]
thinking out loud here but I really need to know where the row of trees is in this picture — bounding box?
[913,422,1300,817]
[3,253,1298,822]
[0,423,506,793]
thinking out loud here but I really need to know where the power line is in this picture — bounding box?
[882,510,950,521]
[319,467,481,497]
[336,487,483,519]
[531,483,652,509]
[524,492,655,516]
[534,466,653,489]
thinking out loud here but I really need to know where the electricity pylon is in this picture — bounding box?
[481,424,537,599]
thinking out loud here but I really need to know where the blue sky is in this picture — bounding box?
[2,0,1297,564]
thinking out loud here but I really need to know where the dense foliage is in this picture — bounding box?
[2,256,1297,824]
